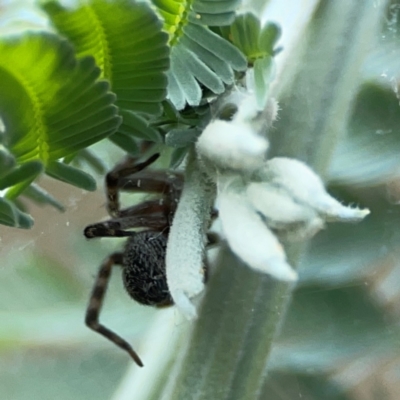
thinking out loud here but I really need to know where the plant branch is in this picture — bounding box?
[129,1,389,399]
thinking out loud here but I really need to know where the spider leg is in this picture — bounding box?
[116,171,183,225]
[84,200,169,238]
[84,214,168,238]
[106,153,160,216]
[85,252,144,366]
[117,199,167,218]
[117,170,183,194]
[106,155,183,218]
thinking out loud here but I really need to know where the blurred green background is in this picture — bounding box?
[2,1,400,399]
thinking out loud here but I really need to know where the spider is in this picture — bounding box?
[83,152,214,367]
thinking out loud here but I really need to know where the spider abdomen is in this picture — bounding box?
[122,231,173,307]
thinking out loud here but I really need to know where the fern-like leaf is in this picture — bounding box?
[0,197,33,229]
[230,13,281,108]
[153,0,246,109]
[0,32,120,199]
[42,0,170,116]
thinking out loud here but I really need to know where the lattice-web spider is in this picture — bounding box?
[83,153,185,367]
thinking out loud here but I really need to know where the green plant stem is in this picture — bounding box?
[138,1,388,399]
[166,248,296,400]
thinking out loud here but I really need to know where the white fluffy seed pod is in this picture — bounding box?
[257,158,370,223]
[196,119,268,173]
[217,177,298,281]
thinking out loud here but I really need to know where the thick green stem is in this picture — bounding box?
[134,1,388,399]
[166,247,295,400]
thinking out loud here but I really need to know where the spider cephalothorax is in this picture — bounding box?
[83,153,185,366]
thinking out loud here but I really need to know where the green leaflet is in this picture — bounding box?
[0,31,121,225]
[253,56,274,109]
[188,11,236,27]
[192,0,241,15]
[167,27,246,109]
[180,45,225,94]
[0,161,43,191]
[166,72,186,111]
[68,149,107,175]
[46,161,97,191]
[154,0,239,35]
[0,33,121,164]
[185,23,246,70]
[43,0,170,116]
[152,0,246,109]
[0,149,16,178]
[108,132,140,156]
[111,109,162,154]
[0,197,33,229]
[169,45,202,108]
[22,183,65,212]
[180,35,234,84]
[230,13,281,61]
[170,146,189,168]
[119,110,163,143]
[165,127,201,147]
[229,13,280,108]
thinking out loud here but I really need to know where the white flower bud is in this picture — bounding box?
[196,88,280,176]
[179,87,371,316]
[257,157,370,223]
[217,177,298,281]
[196,119,268,173]
[246,182,325,241]
[256,157,326,203]
[247,182,316,226]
